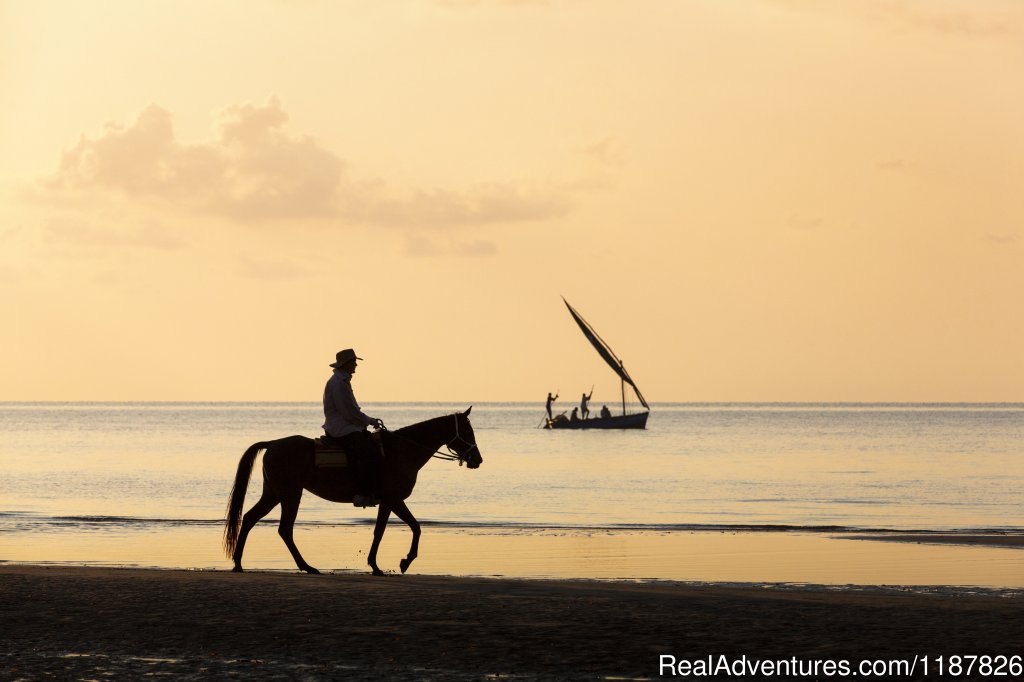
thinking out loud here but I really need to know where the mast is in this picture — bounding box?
[562,297,649,413]
[621,374,626,416]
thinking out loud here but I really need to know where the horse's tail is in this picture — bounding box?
[223,441,267,558]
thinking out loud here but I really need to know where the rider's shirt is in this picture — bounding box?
[323,370,377,438]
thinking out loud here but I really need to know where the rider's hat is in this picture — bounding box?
[330,348,363,368]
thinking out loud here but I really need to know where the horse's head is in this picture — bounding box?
[453,407,482,469]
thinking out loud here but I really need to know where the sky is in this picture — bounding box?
[1,0,1021,403]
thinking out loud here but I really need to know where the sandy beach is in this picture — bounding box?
[2,565,1022,680]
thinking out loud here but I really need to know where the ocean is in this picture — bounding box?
[2,402,1022,586]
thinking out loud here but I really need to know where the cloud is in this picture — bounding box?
[768,0,1024,40]
[1,225,27,242]
[872,1,1024,39]
[453,239,498,256]
[44,218,184,250]
[402,235,497,258]
[574,137,624,170]
[876,159,908,171]
[403,235,441,257]
[435,0,549,8]
[789,213,825,231]
[985,232,1018,246]
[47,99,344,222]
[41,99,578,233]
[0,264,20,283]
[351,183,572,229]
[237,254,310,280]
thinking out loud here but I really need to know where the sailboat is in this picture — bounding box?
[545,297,650,430]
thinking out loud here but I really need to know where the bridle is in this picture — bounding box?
[382,414,479,466]
[433,414,479,466]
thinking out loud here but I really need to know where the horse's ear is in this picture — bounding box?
[464,406,472,416]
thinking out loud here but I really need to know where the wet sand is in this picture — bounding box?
[2,565,1022,680]
[5,526,1024,588]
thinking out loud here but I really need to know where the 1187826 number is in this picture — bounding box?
[923,655,1023,677]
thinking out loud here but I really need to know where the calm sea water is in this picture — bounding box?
[1,403,1023,580]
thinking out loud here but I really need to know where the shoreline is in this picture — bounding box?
[2,560,1022,600]
[3,565,1022,680]
[3,527,1023,590]
[848,533,1024,549]
[3,526,1022,587]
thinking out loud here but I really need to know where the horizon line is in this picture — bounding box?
[1,400,1021,406]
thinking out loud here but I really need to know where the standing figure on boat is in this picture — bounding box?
[580,389,593,420]
[322,348,384,507]
[545,392,559,420]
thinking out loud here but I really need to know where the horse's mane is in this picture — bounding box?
[392,412,461,438]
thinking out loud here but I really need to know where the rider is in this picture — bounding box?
[323,348,385,508]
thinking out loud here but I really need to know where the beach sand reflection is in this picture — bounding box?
[3,524,1022,590]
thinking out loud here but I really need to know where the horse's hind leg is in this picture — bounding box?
[278,490,319,575]
[233,486,280,572]
[391,501,421,574]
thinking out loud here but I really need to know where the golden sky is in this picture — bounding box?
[1,0,1021,402]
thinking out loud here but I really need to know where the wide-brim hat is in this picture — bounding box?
[330,348,363,368]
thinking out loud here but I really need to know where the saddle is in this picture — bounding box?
[313,438,350,468]
[313,432,385,468]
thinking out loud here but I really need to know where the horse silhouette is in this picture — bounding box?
[224,408,482,575]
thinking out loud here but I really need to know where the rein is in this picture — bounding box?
[384,414,479,466]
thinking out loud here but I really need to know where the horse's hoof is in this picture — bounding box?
[399,559,412,574]
[372,568,385,576]
[232,566,244,573]
[302,567,321,575]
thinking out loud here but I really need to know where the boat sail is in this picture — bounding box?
[545,297,650,430]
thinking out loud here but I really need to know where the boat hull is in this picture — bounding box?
[545,412,649,430]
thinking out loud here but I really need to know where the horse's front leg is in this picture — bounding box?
[279,491,319,575]
[390,500,421,574]
[367,503,392,576]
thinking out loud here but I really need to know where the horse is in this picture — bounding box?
[223,407,482,576]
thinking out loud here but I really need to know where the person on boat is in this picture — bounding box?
[580,389,593,420]
[600,405,611,419]
[322,348,385,508]
[570,407,579,422]
[545,392,559,420]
